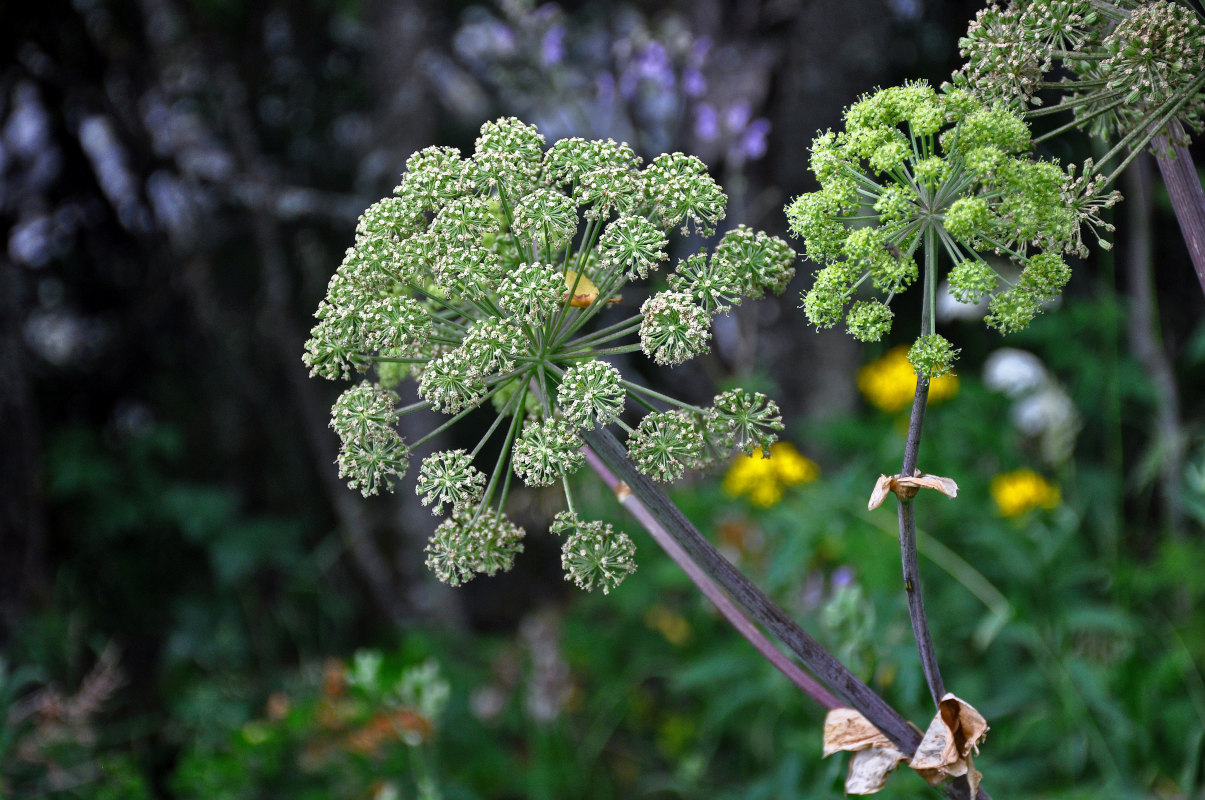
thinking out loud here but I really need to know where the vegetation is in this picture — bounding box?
[3,0,1204,798]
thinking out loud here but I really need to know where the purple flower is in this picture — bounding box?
[454,18,516,62]
[689,36,712,67]
[831,565,855,590]
[541,24,565,66]
[683,68,707,98]
[693,103,719,141]
[737,117,771,160]
[596,72,616,104]
[724,101,752,133]
[888,0,923,20]
[635,41,674,89]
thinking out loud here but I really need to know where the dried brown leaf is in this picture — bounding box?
[868,475,894,510]
[908,693,989,788]
[563,270,621,307]
[822,708,907,795]
[867,472,959,509]
[846,744,909,794]
[822,707,894,756]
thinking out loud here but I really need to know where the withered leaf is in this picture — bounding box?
[908,693,988,789]
[867,471,959,510]
[823,707,894,757]
[563,270,621,308]
[846,743,909,794]
[822,708,907,795]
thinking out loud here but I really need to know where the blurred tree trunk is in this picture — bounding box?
[1124,154,1186,540]
[0,258,46,643]
[770,0,898,420]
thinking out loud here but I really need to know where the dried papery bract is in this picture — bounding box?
[822,697,989,796]
[822,708,908,795]
[868,472,959,510]
[910,694,990,797]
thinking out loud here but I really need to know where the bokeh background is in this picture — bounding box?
[3,0,1205,797]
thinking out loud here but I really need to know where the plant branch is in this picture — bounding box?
[898,375,947,708]
[1152,120,1205,297]
[1124,153,1187,539]
[580,444,842,709]
[579,426,989,800]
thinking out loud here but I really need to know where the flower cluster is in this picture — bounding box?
[722,441,820,507]
[306,117,795,592]
[787,80,1085,377]
[953,0,1203,204]
[955,1,1205,141]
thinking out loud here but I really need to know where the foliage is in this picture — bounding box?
[6,1,1205,798]
[11,295,1182,800]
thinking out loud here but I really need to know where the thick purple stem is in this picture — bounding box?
[1153,122,1205,297]
[579,427,989,800]
[899,376,947,708]
[581,444,841,710]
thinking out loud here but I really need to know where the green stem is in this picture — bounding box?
[1098,76,1205,182]
[559,319,644,352]
[1024,88,1124,118]
[408,370,524,450]
[476,385,527,517]
[1031,93,1126,144]
[621,379,707,414]
[922,226,937,337]
[396,399,434,417]
[1049,49,1106,60]
[561,344,644,359]
[369,355,432,365]
[497,186,532,265]
[470,387,524,459]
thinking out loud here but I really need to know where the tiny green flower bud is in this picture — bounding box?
[667,252,742,315]
[597,215,669,279]
[907,334,960,378]
[845,300,895,342]
[512,418,585,487]
[551,511,638,594]
[643,152,728,236]
[418,351,486,413]
[943,197,991,242]
[417,450,487,515]
[639,291,712,366]
[557,360,625,430]
[709,389,784,456]
[627,410,705,483]
[947,258,998,303]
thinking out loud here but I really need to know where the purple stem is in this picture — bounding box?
[581,444,842,710]
[1153,122,1205,297]
[898,376,946,708]
[579,427,989,800]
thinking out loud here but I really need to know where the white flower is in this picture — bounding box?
[983,348,1048,397]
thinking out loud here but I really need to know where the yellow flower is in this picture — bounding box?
[857,346,959,413]
[990,469,1060,517]
[723,441,819,507]
[644,604,692,646]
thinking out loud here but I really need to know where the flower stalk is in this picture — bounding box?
[581,426,989,800]
[897,376,947,708]
[1153,121,1205,295]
